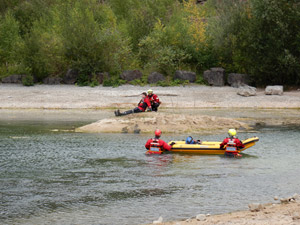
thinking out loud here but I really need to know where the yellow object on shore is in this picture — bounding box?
[168,137,259,154]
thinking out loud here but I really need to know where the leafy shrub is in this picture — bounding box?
[22,18,67,81]
[139,19,191,76]
[0,11,25,75]
[195,76,207,85]
[22,75,34,86]
[89,74,100,87]
[129,79,146,86]
[103,76,126,87]
[156,78,189,87]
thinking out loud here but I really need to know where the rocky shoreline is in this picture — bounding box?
[148,194,300,225]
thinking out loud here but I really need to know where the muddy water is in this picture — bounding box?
[0,109,299,225]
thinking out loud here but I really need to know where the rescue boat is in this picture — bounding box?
[145,136,259,155]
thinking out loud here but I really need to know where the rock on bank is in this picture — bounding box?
[75,112,249,134]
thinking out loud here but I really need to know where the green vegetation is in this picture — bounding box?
[0,0,299,86]
[22,75,34,86]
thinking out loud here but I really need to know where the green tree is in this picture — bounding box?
[242,0,300,85]
[0,11,25,76]
[209,0,300,85]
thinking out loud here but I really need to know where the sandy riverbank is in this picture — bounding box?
[75,112,250,134]
[149,197,300,225]
[0,84,299,109]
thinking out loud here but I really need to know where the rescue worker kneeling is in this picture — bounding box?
[220,129,245,157]
[145,129,175,154]
[147,89,161,112]
[115,92,151,116]
[185,136,201,144]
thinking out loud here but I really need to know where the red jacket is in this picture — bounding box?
[138,97,151,111]
[147,94,160,104]
[220,137,245,149]
[145,138,171,151]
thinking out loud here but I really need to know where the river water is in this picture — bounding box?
[0,109,300,225]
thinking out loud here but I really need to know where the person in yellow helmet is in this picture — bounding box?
[220,129,245,157]
[147,89,161,112]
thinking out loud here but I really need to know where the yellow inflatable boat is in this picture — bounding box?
[167,137,259,154]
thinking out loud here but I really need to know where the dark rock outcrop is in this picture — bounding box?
[147,72,165,83]
[227,73,249,87]
[43,77,62,85]
[174,70,196,83]
[63,69,78,84]
[120,70,142,82]
[1,74,26,83]
[203,67,225,86]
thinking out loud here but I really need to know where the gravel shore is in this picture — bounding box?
[0,84,299,109]
[152,199,300,225]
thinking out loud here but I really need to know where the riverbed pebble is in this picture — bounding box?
[280,198,289,203]
[292,212,300,220]
[153,216,163,224]
[274,196,279,200]
[248,203,264,212]
[185,218,192,222]
[196,214,206,221]
[292,193,300,201]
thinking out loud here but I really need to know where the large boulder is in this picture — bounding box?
[63,69,78,84]
[227,73,249,87]
[174,70,196,83]
[237,85,256,97]
[203,67,225,86]
[147,72,165,83]
[265,85,283,95]
[43,77,62,85]
[120,70,142,82]
[1,74,26,83]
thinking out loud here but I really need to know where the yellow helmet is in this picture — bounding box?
[147,89,153,94]
[228,129,237,137]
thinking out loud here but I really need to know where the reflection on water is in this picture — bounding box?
[0,113,300,225]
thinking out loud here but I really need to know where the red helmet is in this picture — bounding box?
[155,129,161,137]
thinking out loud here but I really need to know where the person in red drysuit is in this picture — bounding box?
[145,129,175,153]
[115,92,151,116]
[147,89,161,112]
[220,128,245,157]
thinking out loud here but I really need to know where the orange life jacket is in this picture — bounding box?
[225,138,238,153]
[149,138,162,152]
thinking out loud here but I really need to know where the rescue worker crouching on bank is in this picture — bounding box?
[115,92,151,116]
[220,129,245,157]
[147,89,161,112]
[145,129,175,154]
